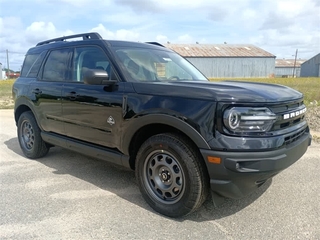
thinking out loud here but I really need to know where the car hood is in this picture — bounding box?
[132,80,303,103]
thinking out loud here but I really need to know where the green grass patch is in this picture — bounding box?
[209,77,320,106]
[0,79,16,109]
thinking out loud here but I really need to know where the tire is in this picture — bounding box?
[17,111,49,159]
[135,133,209,217]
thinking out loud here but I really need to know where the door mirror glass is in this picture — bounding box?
[83,69,116,85]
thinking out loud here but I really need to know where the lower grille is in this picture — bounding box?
[284,128,306,145]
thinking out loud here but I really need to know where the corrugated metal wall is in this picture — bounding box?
[300,53,320,77]
[275,67,301,77]
[186,57,275,78]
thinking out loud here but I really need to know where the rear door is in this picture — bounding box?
[62,46,124,148]
[30,48,72,135]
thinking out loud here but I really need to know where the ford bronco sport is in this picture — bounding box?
[13,32,312,217]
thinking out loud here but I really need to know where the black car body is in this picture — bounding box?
[13,33,312,217]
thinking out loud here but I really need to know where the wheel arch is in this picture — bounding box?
[14,98,39,128]
[123,114,210,170]
[15,105,32,124]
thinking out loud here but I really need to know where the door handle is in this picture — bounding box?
[32,88,42,94]
[66,91,78,100]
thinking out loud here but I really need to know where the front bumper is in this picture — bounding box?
[200,131,312,199]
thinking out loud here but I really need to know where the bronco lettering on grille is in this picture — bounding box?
[283,107,306,120]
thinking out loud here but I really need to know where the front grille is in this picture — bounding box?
[269,100,306,131]
[284,128,306,145]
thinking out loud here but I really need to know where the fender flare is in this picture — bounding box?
[121,114,211,155]
[14,97,42,130]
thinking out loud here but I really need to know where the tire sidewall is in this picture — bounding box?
[136,135,203,217]
[17,112,46,159]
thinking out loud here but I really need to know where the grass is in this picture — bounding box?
[209,77,320,106]
[0,79,15,109]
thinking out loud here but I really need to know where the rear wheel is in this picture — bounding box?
[17,111,49,159]
[136,133,209,217]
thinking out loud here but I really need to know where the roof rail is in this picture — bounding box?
[36,32,102,46]
[145,42,165,47]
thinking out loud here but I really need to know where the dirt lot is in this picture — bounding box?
[306,106,320,142]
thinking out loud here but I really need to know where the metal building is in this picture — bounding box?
[300,53,320,77]
[165,44,275,78]
[0,63,5,80]
[275,59,306,77]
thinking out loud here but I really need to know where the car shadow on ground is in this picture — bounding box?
[4,137,271,222]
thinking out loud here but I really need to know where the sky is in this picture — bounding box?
[0,0,319,71]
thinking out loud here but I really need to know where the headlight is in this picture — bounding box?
[223,107,276,133]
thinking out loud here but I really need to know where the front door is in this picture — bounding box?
[61,46,124,148]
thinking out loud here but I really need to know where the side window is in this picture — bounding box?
[72,46,116,82]
[42,49,71,81]
[27,51,47,78]
[21,53,40,77]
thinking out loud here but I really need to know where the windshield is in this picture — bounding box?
[113,47,208,82]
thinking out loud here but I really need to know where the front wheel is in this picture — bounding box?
[135,133,209,217]
[17,111,49,159]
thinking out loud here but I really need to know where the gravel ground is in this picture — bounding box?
[306,106,320,143]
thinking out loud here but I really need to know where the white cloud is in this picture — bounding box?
[90,24,139,41]
[156,35,168,43]
[24,22,74,45]
[177,34,193,43]
[25,22,56,42]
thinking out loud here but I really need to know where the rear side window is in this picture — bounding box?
[20,51,47,78]
[42,49,71,81]
[21,54,38,77]
[27,51,47,78]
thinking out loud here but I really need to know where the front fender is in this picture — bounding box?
[121,114,211,155]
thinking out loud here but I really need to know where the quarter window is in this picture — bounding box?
[21,53,40,77]
[27,51,47,78]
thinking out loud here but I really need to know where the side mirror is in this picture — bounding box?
[83,69,117,85]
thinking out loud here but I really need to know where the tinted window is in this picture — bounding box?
[42,49,71,81]
[27,51,47,78]
[21,54,39,77]
[72,46,116,82]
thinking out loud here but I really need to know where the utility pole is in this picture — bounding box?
[6,49,10,77]
[292,49,298,78]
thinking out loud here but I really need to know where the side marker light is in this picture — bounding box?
[207,156,221,164]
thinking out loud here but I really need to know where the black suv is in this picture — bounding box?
[13,32,312,217]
